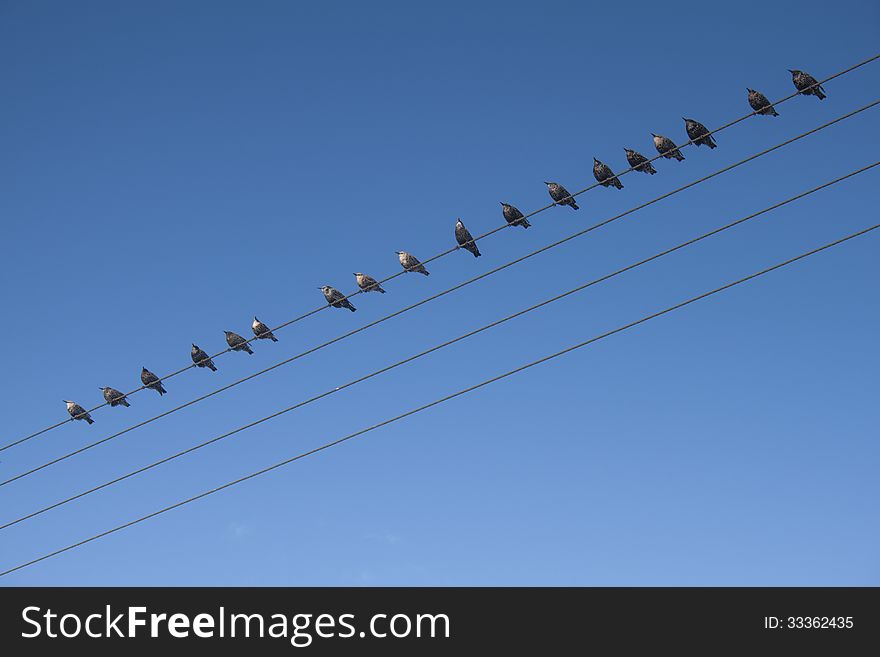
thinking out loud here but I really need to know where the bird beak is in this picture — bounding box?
[787,69,794,73]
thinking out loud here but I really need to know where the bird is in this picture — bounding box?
[454,219,481,257]
[395,251,430,275]
[354,272,385,293]
[683,118,717,149]
[652,133,685,161]
[747,88,779,116]
[191,344,217,371]
[501,202,530,228]
[252,316,278,342]
[225,330,254,355]
[593,158,624,189]
[624,148,657,175]
[64,400,94,424]
[320,285,357,311]
[789,69,826,100]
[99,386,130,408]
[141,367,167,395]
[545,181,579,210]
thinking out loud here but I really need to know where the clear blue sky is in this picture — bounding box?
[1,1,878,585]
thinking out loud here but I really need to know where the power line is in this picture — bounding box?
[7,53,877,446]
[2,223,875,578]
[2,160,876,530]
[2,100,877,475]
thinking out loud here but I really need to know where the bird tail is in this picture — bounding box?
[121,399,131,407]
[85,416,95,425]
[208,362,217,372]
[706,138,717,149]
[270,335,279,342]
[377,286,386,294]
[158,384,167,395]
[347,303,357,312]
[569,201,579,210]
[647,164,657,174]
[770,107,779,117]
[613,178,623,190]
[674,152,685,162]
[420,269,430,275]
[245,346,254,355]
[521,218,531,228]
[470,243,481,257]
[815,86,826,100]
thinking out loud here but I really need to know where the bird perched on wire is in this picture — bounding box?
[624,148,657,175]
[501,202,530,229]
[252,317,278,342]
[593,158,624,189]
[683,118,717,149]
[64,400,94,424]
[395,251,430,275]
[224,330,254,355]
[99,386,130,408]
[141,367,167,395]
[454,219,481,257]
[354,272,385,293]
[191,344,217,371]
[652,133,685,161]
[788,69,826,100]
[545,181,579,210]
[747,88,779,116]
[320,285,357,311]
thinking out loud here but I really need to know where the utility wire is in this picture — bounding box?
[2,100,877,479]
[5,52,877,448]
[1,223,876,578]
[2,160,876,530]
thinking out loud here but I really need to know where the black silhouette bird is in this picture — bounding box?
[320,285,357,311]
[652,133,685,161]
[545,181,579,210]
[396,251,430,275]
[624,148,657,175]
[501,202,530,228]
[141,367,167,395]
[225,330,254,355]
[252,317,278,342]
[454,219,481,257]
[789,69,826,100]
[99,386,130,408]
[64,400,94,424]
[747,88,779,116]
[191,344,217,371]
[354,272,385,293]
[593,158,624,189]
[683,118,717,149]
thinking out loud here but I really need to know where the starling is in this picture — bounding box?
[99,386,130,408]
[683,118,717,149]
[652,133,685,161]
[789,69,826,100]
[354,272,386,293]
[454,219,481,257]
[747,88,779,117]
[141,367,167,395]
[64,400,94,424]
[624,148,657,175]
[225,330,254,355]
[395,251,430,275]
[501,202,530,228]
[320,285,357,311]
[191,343,217,371]
[544,181,579,210]
[592,158,624,189]
[252,316,278,342]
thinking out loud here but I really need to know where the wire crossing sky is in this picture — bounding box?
[1,1,877,585]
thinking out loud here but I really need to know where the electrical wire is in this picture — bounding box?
[5,52,877,447]
[1,223,875,578]
[2,100,877,476]
[2,160,876,530]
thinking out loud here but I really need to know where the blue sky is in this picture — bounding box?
[1,1,878,585]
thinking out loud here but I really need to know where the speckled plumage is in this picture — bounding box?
[789,69,826,100]
[225,330,254,355]
[396,251,430,275]
[141,367,167,395]
[252,317,278,342]
[545,181,579,210]
[593,158,624,189]
[100,386,130,407]
[683,118,717,149]
[65,400,94,424]
[454,219,481,257]
[652,134,685,162]
[191,344,217,371]
[501,202,530,228]
[747,88,779,116]
[321,285,357,311]
[354,273,385,293]
[624,148,657,175]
